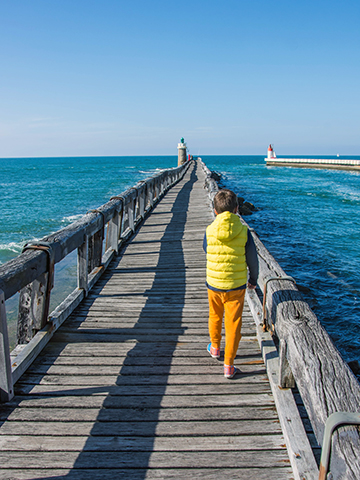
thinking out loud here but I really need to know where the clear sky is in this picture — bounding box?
[1,0,359,157]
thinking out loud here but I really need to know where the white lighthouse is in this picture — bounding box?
[267,144,276,159]
[177,137,187,166]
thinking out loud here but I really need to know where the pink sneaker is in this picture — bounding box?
[207,343,220,359]
[224,365,240,379]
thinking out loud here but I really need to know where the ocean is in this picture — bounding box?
[1,155,360,366]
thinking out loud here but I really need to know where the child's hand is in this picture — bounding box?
[247,282,257,290]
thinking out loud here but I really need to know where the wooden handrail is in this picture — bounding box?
[201,159,360,479]
[0,160,191,402]
[0,163,188,301]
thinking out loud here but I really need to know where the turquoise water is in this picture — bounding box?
[0,156,176,346]
[1,155,360,364]
[0,156,175,264]
[203,155,360,365]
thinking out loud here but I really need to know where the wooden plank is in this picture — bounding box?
[32,340,260,356]
[0,468,293,480]
[22,364,266,376]
[251,221,360,478]
[0,420,283,437]
[5,393,274,408]
[0,450,291,469]
[0,434,287,451]
[246,288,319,480]
[55,327,256,338]
[14,373,268,386]
[13,382,270,396]
[0,406,279,423]
[0,162,296,480]
[27,354,263,367]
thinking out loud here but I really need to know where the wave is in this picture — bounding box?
[0,241,23,254]
[0,236,43,266]
[61,214,83,224]
[0,242,25,266]
[139,168,166,175]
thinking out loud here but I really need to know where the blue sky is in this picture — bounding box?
[0,0,359,157]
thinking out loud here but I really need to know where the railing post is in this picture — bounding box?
[128,195,135,233]
[0,289,14,402]
[87,210,106,272]
[161,173,166,196]
[78,235,89,295]
[155,178,160,200]
[279,338,295,388]
[107,208,121,254]
[88,230,103,272]
[17,243,55,344]
[138,185,146,219]
[149,180,154,208]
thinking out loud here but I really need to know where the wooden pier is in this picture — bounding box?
[0,159,360,479]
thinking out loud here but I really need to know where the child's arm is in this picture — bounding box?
[245,231,259,289]
[203,232,207,253]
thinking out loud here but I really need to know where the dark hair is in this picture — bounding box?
[213,189,238,214]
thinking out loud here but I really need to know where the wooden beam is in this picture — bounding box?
[251,227,360,479]
[246,288,318,480]
[0,289,13,402]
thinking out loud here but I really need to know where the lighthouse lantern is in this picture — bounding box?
[267,144,276,159]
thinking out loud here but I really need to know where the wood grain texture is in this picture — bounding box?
[0,161,296,479]
[252,226,360,479]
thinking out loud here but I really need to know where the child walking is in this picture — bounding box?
[203,189,258,378]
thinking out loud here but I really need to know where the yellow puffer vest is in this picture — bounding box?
[206,211,248,290]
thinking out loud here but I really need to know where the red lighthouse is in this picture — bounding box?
[267,144,276,159]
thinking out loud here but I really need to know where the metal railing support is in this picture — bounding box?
[319,412,360,480]
[262,276,296,332]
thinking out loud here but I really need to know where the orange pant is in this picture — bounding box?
[208,288,246,366]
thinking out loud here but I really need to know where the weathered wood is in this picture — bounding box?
[17,272,48,343]
[0,434,288,451]
[0,468,293,480]
[201,158,360,479]
[0,250,48,302]
[22,364,266,377]
[1,162,190,400]
[0,406,278,423]
[252,229,360,479]
[0,290,13,402]
[201,160,318,480]
[0,162,189,301]
[137,183,146,219]
[14,381,270,396]
[6,393,274,409]
[106,207,121,254]
[37,339,258,356]
[77,236,88,294]
[88,229,103,273]
[0,450,291,469]
[246,288,318,480]
[0,161,297,480]
[279,338,295,388]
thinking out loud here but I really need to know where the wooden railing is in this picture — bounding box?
[201,159,360,480]
[0,161,191,403]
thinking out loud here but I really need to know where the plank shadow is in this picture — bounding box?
[54,163,198,478]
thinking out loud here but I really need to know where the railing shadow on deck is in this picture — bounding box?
[14,164,198,479]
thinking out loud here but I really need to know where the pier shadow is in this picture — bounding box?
[12,164,198,479]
